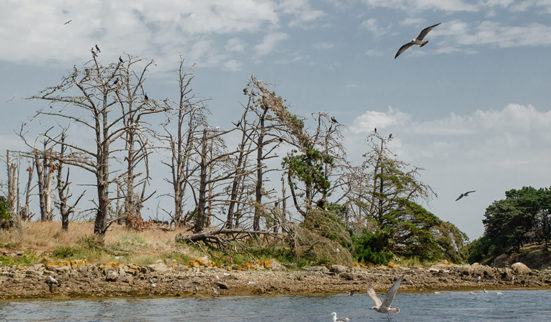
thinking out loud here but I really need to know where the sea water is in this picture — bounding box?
[1,289,551,321]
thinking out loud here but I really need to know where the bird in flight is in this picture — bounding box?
[367,275,404,320]
[330,312,351,322]
[455,190,475,201]
[394,23,441,59]
[64,19,72,25]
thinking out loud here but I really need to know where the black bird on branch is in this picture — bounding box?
[331,116,338,123]
[455,190,475,201]
[95,44,101,53]
[119,56,123,63]
[388,133,393,139]
[144,93,149,101]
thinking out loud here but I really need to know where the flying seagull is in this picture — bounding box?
[367,275,404,320]
[455,190,475,201]
[394,23,441,59]
[330,312,351,322]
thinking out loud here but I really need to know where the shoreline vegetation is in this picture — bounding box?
[1,222,550,300]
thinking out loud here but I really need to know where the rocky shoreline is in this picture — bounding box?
[1,260,550,300]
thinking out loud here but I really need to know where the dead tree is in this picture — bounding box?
[33,143,55,221]
[56,132,85,231]
[160,60,208,227]
[114,57,162,229]
[31,51,162,235]
[20,162,35,221]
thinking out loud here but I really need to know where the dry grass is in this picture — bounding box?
[0,221,202,265]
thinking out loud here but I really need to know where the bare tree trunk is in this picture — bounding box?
[194,129,209,233]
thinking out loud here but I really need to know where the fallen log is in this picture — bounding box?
[175,228,277,243]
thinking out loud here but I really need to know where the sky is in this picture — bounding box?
[1,0,551,239]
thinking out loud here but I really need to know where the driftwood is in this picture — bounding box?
[175,228,277,243]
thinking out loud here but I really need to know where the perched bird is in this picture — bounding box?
[91,48,97,57]
[144,93,149,101]
[331,116,339,124]
[330,312,351,322]
[394,23,441,59]
[119,56,123,63]
[212,287,220,296]
[48,275,58,285]
[456,190,475,201]
[113,78,118,85]
[374,128,377,133]
[64,19,72,25]
[95,44,101,53]
[367,275,404,319]
[388,133,393,139]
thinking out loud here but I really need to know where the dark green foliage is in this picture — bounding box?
[381,199,467,262]
[0,196,10,221]
[353,230,393,265]
[283,148,334,196]
[470,186,551,262]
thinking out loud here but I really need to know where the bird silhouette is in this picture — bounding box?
[395,23,440,59]
[119,56,123,63]
[331,116,339,123]
[95,44,101,53]
[367,275,404,320]
[455,190,475,201]
[64,20,72,25]
[388,133,393,139]
[144,93,149,101]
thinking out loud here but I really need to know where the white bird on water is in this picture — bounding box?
[330,312,351,322]
[394,23,441,59]
[367,275,404,320]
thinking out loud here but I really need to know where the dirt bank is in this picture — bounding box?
[1,260,550,300]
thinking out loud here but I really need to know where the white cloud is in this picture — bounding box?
[361,18,392,37]
[350,106,411,133]
[433,20,551,53]
[225,38,246,53]
[361,0,479,12]
[254,32,288,57]
[223,59,243,71]
[279,0,326,26]
[0,0,323,70]
[314,41,334,49]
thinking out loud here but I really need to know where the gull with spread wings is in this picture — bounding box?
[367,275,404,320]
[394,23,440,59]
[456,190,475,201]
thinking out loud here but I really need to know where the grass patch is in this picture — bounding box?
[0,250,40,267]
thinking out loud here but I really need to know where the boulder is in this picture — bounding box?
[104,267,118,282]
[148,260,170,273]
[330,265,348,274]
[511,262,531,274]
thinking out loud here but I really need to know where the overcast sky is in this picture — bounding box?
[1,0,551,239]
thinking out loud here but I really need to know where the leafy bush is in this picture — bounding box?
[353,230,393,265]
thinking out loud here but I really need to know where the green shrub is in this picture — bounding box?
[353,230,393,265]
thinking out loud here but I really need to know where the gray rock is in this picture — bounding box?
[104,267,118,282]
[329,265,348,274]
[511,262,531,274]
